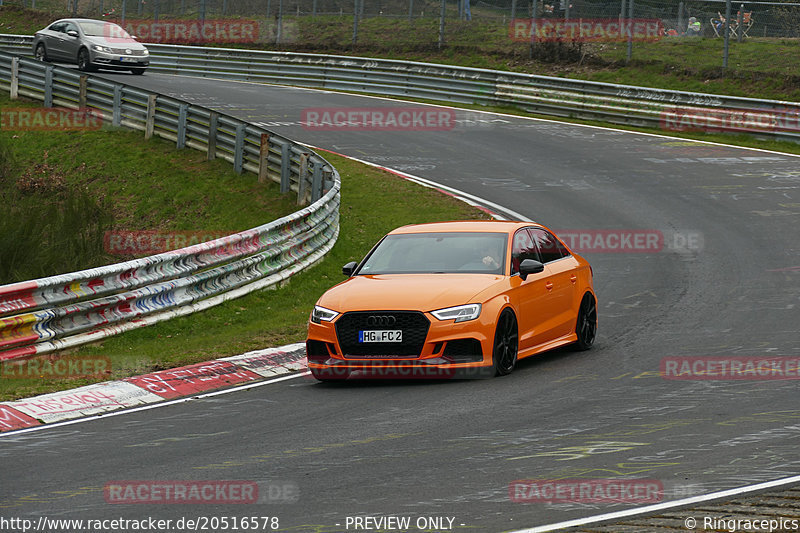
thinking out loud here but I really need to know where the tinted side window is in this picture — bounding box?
[49,22,66,32]
[511,229,541,274]
[531,229,570,263]
[63,22,79,34]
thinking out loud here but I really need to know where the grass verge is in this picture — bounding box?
[0,142,488,400]
[2,5,800,101]
[0,93,300,282]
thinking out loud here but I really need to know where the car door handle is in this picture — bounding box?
[570,275,577,283]
[545,281,553,291]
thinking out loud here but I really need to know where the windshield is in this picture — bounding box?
[78,20,131,38]
[357,232,507,275]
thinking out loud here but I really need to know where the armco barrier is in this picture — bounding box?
[0,51,340,362]
[1,33,798,143]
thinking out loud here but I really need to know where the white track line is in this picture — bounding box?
[163,72,800,159]
[510,474,800,532]
[305,145,533,223]
[0,372,308,438]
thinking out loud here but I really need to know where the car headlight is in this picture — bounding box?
[142,49,149,55]
[431,303,482,323]
[91,44,113,53]
[311,305,339,324]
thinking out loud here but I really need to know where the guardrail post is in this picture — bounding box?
[10,57,18,100]
[112,85,122,127]
[44,66,53,107]
[298,153,309,205]
[311,162,323,202]
[145,94,157,139]
[79,75,88,108]
[207,112,218,160]
[280,143,291,193]
[234,123,245,174]
[258,133,270,183]
[176,103,188,149]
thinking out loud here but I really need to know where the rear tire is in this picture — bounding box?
[492,309,518,376]
[35,43,48,62]
[573,293,597,351]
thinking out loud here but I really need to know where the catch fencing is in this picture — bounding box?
[0,50,340,361]
[2,0,799,41]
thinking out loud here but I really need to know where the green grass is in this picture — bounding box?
[0,93,300,282]
[4,4,800,100]
[0,137,488,400]
[0,4,59,34]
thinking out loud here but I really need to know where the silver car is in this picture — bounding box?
[33,18,149,75]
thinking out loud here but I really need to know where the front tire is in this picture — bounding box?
[130,68,146,75]
[573,293,597,351]
[77,48,94,72]
[492,309,518,376]
[35,43,48,62]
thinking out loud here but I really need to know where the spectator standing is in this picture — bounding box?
[686,16,701,36]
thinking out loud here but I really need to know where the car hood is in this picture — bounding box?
[317,274,505,313]
[84,35,146,49]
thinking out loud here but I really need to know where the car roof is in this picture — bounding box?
[388,220,543,235]
[51,18,114,24]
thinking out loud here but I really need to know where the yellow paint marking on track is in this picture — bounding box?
[508,441,651,461]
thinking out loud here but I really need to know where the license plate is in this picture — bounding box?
[120,56,137,62]
[359,330,402,343]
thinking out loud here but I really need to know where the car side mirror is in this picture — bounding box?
[342,261,358,276]
[519,259,544,281]
[66,30,79,37]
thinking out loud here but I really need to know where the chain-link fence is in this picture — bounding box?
[10,0,795,34]
[3,0,800,60]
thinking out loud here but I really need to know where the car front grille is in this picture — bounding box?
[110,48,147,56]
[335,311,430,358]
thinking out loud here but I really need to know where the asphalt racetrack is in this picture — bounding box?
[1,71,799,532]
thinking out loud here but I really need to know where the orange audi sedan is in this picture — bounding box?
[306,221,596,380]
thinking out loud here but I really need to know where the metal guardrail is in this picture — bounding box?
[1,33,797,143]
[0,50,340,362]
